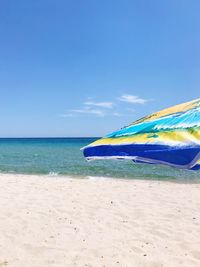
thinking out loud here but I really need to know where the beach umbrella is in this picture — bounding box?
[82,98,200,170]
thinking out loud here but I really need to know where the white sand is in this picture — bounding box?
[0,174,199,267]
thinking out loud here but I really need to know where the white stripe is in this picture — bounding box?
[85,153,200,170]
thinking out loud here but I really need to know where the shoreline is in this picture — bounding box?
[0,171,199,184]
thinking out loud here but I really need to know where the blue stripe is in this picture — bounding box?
[83,144,200,167]
[191,164,200,170]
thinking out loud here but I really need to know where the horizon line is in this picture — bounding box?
[0,136,101,139]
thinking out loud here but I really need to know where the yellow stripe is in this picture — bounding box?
[90,128,200,146]
[130,98,200,126]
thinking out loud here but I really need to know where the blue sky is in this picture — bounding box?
[0,0,199,137]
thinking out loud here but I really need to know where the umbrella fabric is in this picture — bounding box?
[82,98,200,170]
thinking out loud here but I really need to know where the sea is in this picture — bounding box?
[0,138,199,181]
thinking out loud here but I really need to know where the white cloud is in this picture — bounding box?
[84,101,114,109]
[118,94,148,104]
[112,112,122,117]
[60,113,74,118]
[60,94,150,119]
[71,108,105,117]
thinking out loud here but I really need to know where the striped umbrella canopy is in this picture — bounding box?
[82,98,200,170]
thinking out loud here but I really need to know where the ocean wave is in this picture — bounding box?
[87,176,114,180]
[48,172,60,176]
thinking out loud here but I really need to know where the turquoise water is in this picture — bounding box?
[0,138,199,181]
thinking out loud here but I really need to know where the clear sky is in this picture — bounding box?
[0,0,199,137]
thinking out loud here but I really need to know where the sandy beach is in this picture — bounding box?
[0,174,199,267]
